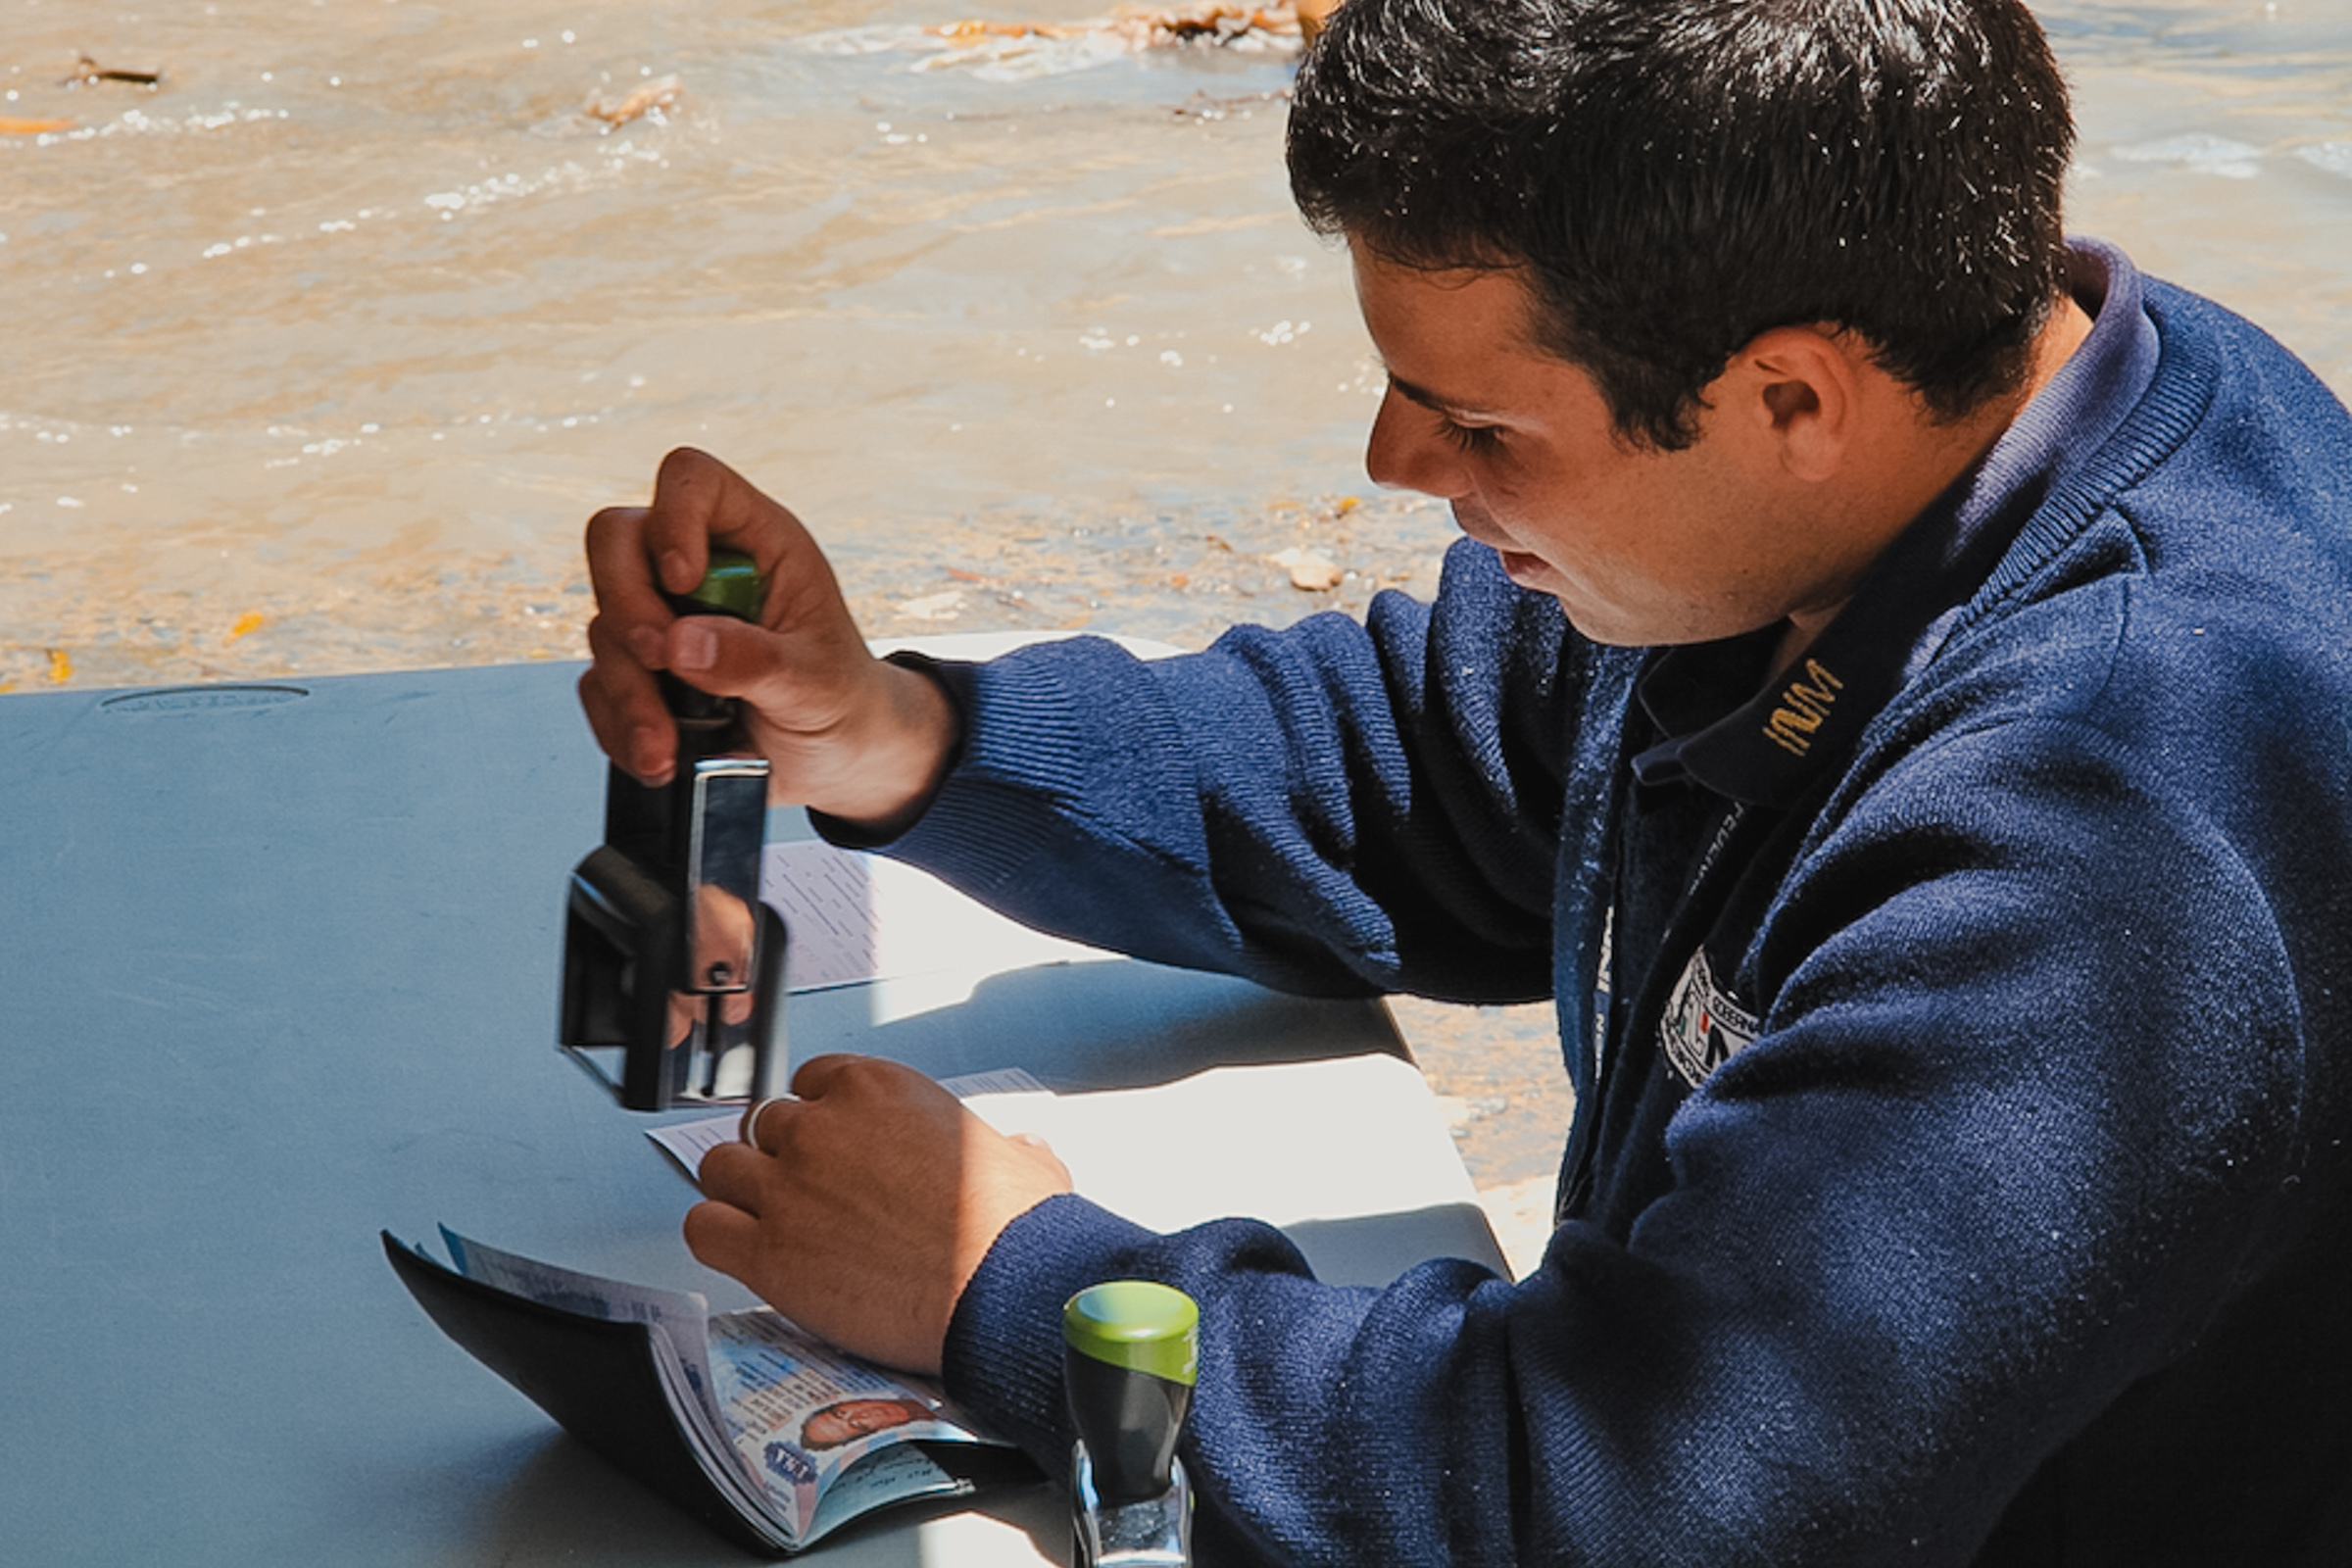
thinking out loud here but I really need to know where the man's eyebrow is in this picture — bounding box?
[1386,371,1497,421]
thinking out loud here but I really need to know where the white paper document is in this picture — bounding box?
[644,1055,1507,1285]
[761,840,1111,993]
[646,1067,1050,1182]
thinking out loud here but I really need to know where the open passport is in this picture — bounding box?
[385,1051,1502,1551]
[383,1227,1040,1554]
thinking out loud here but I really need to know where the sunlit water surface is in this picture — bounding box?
[4,0,2351,688]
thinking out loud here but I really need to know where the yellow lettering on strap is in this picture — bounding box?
[1762,660,1845,758]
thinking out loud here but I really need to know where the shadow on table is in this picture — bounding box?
[799,955,1407,1093]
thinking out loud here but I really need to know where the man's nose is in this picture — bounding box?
[1364,387,1466,500]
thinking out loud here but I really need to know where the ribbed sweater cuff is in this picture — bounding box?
[867,638,1193,899]
[805,649,1084,858]
[943,1192,1160,1475]
[895,653,1090,889]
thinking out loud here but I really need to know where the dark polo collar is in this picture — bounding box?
[1630,239,2162,807]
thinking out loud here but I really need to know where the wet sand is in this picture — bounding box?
[0,486,1458,691]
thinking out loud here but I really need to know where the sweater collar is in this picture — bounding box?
[1631,239,2161,807]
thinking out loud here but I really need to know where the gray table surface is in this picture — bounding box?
[0,662,1497,1565]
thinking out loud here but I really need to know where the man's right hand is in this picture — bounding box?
[578,447,959,832]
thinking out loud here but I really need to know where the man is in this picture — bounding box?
[578,0,2352,1560]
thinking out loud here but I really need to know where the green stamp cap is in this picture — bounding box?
[1063,1281,1199,1386]
[680,549,763,620]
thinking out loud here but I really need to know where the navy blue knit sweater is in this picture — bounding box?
[874,245,2352,1564]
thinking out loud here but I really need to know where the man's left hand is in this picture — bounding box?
[690,1054,1075,1374]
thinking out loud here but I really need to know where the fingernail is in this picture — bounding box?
[662,550,694,592]
[629,626,664,667]
[674,619,717,671]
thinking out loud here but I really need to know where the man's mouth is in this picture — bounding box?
[1491,549,1551,589]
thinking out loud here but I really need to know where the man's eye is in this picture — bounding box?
[1439,416,1501,456]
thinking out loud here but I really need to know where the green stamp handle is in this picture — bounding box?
[669,548,763,621]
[1063,1280,1199,1386]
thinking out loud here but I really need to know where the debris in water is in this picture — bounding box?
[931,19,1087,42]
[1269,546,1342,592]
[586,74,682,129]
[925,3,1306,57]
[65,55,162,88]
[895,589,966,622]
[1135,3,1303,43]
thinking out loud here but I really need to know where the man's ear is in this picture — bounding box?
[1727,325,1863,484]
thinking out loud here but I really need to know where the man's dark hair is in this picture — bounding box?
[1288,0,2076,449]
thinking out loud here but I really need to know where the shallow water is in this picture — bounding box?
[0,0,1417,686]
[4,0,2351,693]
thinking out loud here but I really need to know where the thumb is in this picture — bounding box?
[662,607,864,738]
[657,599,956,824]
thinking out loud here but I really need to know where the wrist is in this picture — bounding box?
[818,653,963,841]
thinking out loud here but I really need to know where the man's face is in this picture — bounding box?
[1351,243,1834,647]
[801,1396,927,1449]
